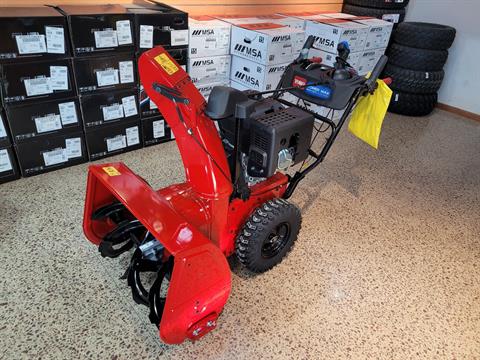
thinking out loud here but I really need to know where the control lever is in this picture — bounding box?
[296,35,316,63]
[365,55,388,92]
[333,41,352,80]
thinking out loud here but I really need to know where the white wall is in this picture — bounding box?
[405,0,480,114]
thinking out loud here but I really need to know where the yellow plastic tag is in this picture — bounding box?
[103,166,121,176]
[154,53,179,75]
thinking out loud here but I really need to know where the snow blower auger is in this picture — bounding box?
[83,36,388,344]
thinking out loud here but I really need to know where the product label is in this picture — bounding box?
[34,114,62,133]
[119,61,134,83]
[116,20,133,45]
[154,53,178,75]
[24,77,52,97]
[96,69,119,87]
[122,95,138,117]
[139,25,154,48]
[0,115,6,138]
[43,148,68,166]
[382,14,401,23]
[0,149,13,172]
[152,119,165,138]
[102,103,124,121]
[45,26,65,54]
[65,137,82,159]
[171,30,189,46]
[50,66,69,91]
[150,99,158,110]
[15,34,46,54]
[103,166,121,176]
[58,102,78,125]
[126,126,140,146]
[106,135,126,152]
[94,29,118,48]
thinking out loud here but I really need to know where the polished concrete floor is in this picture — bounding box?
[1,109,479,359]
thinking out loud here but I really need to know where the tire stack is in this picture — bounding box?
[384,22,456,116]
[342,0,409,27]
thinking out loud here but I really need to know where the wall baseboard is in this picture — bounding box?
[437,103,480,122]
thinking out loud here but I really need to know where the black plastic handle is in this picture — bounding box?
[365,55,388,91]
[296,35,316,62]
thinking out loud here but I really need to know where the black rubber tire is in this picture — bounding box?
[388,91,438,116]
[342,4,406,23]
[344,0,409,10]
[387,43,448,71]
[393,22,456,50]
[236,198,301,273]
[383,64,445,94]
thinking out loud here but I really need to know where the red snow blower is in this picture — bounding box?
[83,36,387,344]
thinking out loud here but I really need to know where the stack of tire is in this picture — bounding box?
[342,0,409,26]
[384,22,456,116]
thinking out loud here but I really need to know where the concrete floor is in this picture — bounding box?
[0,109,479,359]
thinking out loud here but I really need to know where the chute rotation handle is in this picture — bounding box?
[365,55,388,92]
[296,35,316,62]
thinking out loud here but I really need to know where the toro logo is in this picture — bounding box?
[272,35,291,42]
[314,36,335,48]
[192,59,214,66]
[234,71,260,88]
[268,65,287,73]
[292,75,307,88]
[191,29,215,36]
[234,44,262,59]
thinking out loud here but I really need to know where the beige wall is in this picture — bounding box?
[0,0,343,15]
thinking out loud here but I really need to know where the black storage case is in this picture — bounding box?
[122,2,188,53]
[73,53,137,95]
[0,146,20,184]
[56,5,135,57]
[80,88,140,129]
[138,47,187,118]
[0,58,76,104]
[85,118,142,160]
[5,97,82,144]
[14,131,87,177]
[141,115,172,147]
[0,6,70,63]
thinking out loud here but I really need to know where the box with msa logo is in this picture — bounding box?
[85,118,142,160]
[216,14,304,30]
[14,131,87,177]
[141,116,173,147]
[187,55,231,85]
[304,18,368,53]
[197,80,230,100]
[230,56,289,91]
[230,23,305,66]
[350,17,393,50]
[188,16,231,58]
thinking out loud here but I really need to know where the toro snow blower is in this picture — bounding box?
[83,36,388,344]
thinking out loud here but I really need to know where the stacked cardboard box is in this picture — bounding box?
[0,6,87,177]
[187,16,231,100]
[123,1,188,146]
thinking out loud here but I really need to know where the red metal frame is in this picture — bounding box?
[83,47,288,343]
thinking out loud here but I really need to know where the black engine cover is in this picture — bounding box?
[247,106,314,178]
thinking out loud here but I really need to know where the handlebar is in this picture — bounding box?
[365,55,388,92]
[296,35,316,62]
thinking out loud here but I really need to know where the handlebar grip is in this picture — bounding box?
[365,55,388,91]
[296,35,316,62]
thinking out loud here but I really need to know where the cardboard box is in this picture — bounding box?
[0,109,11,147]
[305,18,368,53]
[0,146,20,183]
[56,5,135,57]
[323,12,358,19]
[85,118,142,160]
[230,23,305,65]
[230,56,289,91]
[141,116,173,147]
[188,55,231,85]
[196,80,230,100]
[216,14,304,30]
[308,47,362,70]
[188,16,231,58]
[123,3,188,53]
[230,80,250,91]
[351,17,393,50]
[73,53,136,95]
[139,48,186,118]
[80,88,139,129]
[15,131,87,177]
[0,6,70,63]
[357,47,386,75]
[0,58,76,105]
[5,97,82,144]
